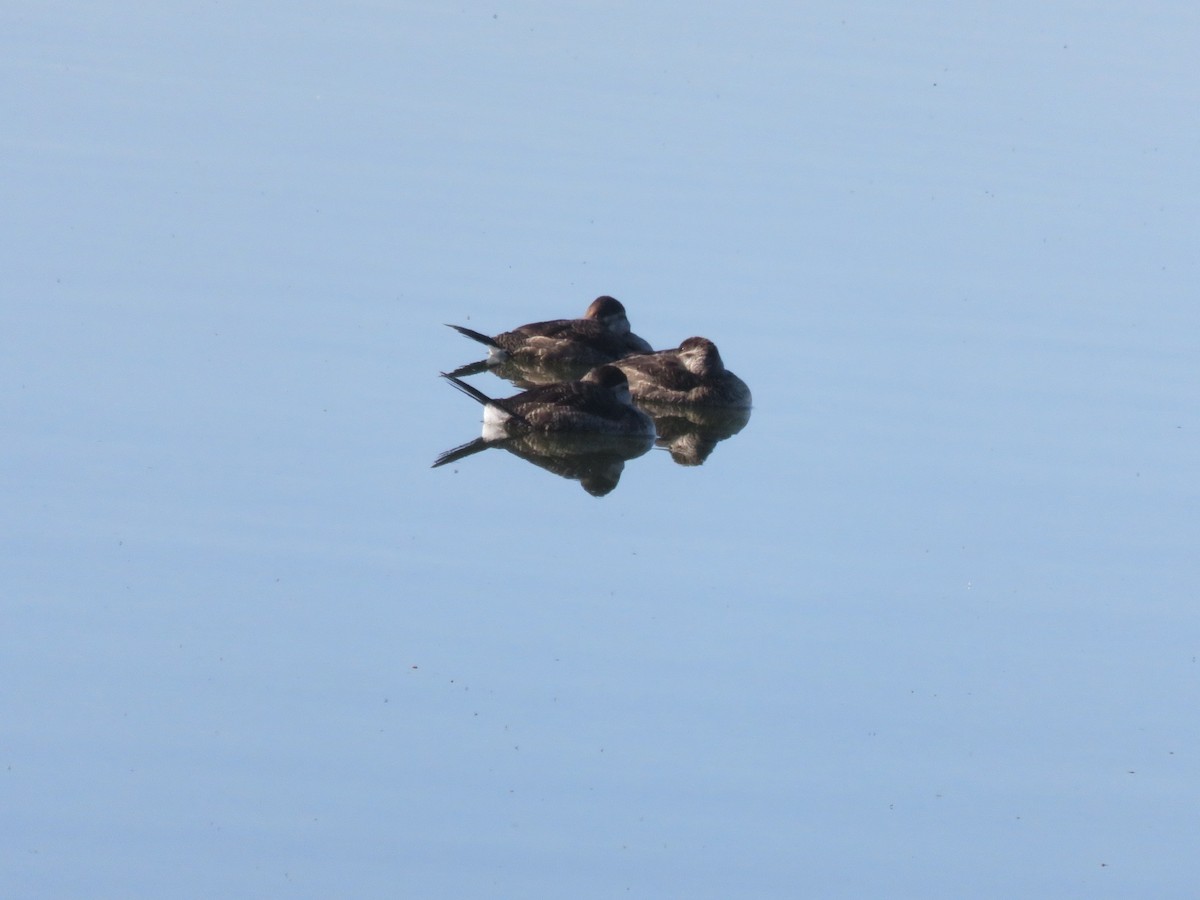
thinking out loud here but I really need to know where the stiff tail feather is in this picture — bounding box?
[431,437,493,468]
[445,359,491,378]
[440,372,495,406]
[439,372,531,427]
[445,324,501,350]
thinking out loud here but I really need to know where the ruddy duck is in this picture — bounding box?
[446,296,653,369]
[438,365,655,442]
[609,337,751,407]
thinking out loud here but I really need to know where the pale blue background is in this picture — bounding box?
[3,2,1197,897]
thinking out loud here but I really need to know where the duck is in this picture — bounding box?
[437,365,655,445]
[607,337,751,407]
[446,296,653,370]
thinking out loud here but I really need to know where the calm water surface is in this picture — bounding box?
[3,2,1197,897]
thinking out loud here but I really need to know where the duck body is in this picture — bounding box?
[609,337,751,408]
[447,295,653,370]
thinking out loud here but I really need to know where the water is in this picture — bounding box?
[4,2,1197,897]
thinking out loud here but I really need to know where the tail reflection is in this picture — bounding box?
[433,431,653,496]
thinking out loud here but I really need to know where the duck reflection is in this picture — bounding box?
[433,430,653,496]
[444,355,598,388]
[638,401,752,466]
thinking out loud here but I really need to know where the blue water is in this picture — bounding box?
[4,3,1197,897]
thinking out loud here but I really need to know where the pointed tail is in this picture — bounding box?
[440,372,496,406]
[439,373,530,428]
[445,358,492,378]
[446,324,501,350]
[432,437,494,468]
